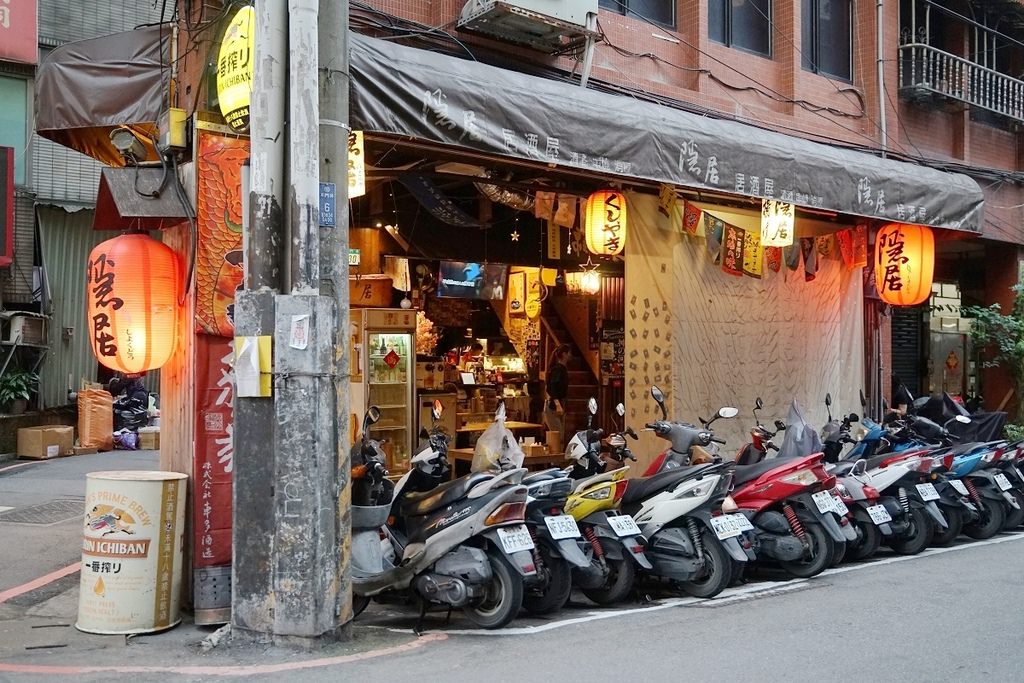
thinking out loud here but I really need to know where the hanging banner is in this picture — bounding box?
[553,194,577,228]
[801,237,818,281]
[681,199,701,236]
[766,246,782,272]
[784,242,801,271]
[704,213,724,263]
[193,334,234,570]
[196,130,249,337]
[535,191,555,220]
[721,223,745,276]
[399,176,481,227]
[348,130,366,199]
[658,184,677,218]
[853,224,868,267]
[742,229,764,278]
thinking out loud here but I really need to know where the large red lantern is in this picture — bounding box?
[584,190,627,256]
[874,223,934,306]
[86,233,181,373]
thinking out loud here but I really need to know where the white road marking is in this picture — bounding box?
[0,506,11,513]
[389,532,1024,637]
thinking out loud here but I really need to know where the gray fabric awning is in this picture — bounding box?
[350,34,983,232]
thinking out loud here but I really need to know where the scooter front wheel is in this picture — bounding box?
[1001,491,1024,530]
[522,541,573,615]
[931,505,963,547]
[463,550,524,629]
[888,505,932,555]
[848,519,882,562]
[580,540,637,605]
[964,497,1005,540]
[679,530,732,599]
[778,521,834,579]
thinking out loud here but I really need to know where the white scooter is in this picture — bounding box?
[350,405,535,630]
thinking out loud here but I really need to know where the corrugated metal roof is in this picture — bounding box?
[37,205,159,408]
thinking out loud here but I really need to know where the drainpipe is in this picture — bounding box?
[878,0,888,157]
[579,12,597,89]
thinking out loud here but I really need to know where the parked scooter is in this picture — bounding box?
[564,401,653,605]
[350,405,536,629]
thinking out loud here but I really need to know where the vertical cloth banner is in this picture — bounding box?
[784,242,802,271]
[535,191,555,221]
[194,335,234,569]
[554,194,578,228]
[705,213,724,263]
[682,199,701,236]
[721,223,745,276]
[658,183,677,218]
[852,225,868,267]
[801,237,818,281]
[196,131,250,337]
[766,246,783,273]
[742,229,764,278]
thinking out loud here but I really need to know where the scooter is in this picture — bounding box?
[618,386,752,598]
[564,400,653,605]
[350,406,536,630]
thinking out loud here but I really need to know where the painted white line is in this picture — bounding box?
[0,506,12,513]
[395,531,1024,637]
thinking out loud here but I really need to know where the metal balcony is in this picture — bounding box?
[899,43,1024,125]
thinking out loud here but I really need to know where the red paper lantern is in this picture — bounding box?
[874,223,934,306]
[86,233,181,373]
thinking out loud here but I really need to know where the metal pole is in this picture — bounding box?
[318,0,353,630]
[877,0,888,158]
[289,0,320,292]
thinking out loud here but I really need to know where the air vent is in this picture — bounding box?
[457,0,598,54]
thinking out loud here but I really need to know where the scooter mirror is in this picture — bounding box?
[852,459,867,476]
[859,389,867,408]
[847,413,860,423]
[774,420,787,431]
[616,402,625,417]
[366,405,382,423]
[825,393,832,407]
[432,399,443,420]
[755,397,763,411]
[651,385,668,420]
[718,407,739,419]
[588,397,598,415]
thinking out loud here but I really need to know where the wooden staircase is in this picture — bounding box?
[540,311,600,438]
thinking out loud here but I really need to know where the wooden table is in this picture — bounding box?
[454,421,546,449]
[448,447,567,480]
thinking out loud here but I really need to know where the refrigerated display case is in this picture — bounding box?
[352,308,416,474]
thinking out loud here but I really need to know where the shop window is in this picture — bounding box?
[708,0,772,57]
[802,0,852,81]
[599,0,675,29]
[0,76,28,185]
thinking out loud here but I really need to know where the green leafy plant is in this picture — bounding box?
[962,283,1024,425]
[0,368,39,410]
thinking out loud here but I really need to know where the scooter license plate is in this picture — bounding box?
[496,525,535,554]
[832,495,850,516]
[994,473,1014,491]
[544,514,581,540]
[607,514,642,538]
[949,479,969,496]
[709,514,750,540]
[812,491,837,514]
[866,504,893,525]
[916,483,940,501]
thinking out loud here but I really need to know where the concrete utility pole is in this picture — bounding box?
[232,0,351,647]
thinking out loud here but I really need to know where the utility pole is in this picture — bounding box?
[318,0,353,629]
[232,0,350,646]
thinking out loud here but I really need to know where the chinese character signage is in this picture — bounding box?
[874,223,934,306]
[0,0,38,65]
[216,5,254,132]
[761,199,794,247]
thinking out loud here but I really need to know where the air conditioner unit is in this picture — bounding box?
[457,0,598,54]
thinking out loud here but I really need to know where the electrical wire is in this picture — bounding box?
[170,154,198,303]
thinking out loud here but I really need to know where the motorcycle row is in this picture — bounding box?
[349,385,1024,630]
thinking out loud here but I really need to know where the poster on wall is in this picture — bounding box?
[600,322,625,381]
[196,130,250,337]
[193,334,234,570]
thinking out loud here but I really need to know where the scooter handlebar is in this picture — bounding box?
[711,437,726,445]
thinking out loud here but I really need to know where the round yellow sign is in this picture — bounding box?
[525,297,541,319]
[216,6,255,133]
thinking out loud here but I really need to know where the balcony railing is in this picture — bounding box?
[899,43,1024,124]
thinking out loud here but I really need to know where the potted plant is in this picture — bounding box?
[0,368,39,414]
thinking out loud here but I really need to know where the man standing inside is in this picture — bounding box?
[544,344,571,454]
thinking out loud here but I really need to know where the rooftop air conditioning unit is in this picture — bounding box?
[457,0,598,54]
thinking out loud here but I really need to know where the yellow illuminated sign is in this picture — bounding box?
[216,6,255,133]
[348,130,366,199]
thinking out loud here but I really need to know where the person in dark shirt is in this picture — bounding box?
[543,344,571,452]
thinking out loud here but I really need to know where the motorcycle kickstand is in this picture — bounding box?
[413,599,430,637]
[443,605,454,626]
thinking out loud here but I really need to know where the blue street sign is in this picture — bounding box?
[319,182,336,227]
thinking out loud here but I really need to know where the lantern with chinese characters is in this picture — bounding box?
[761,199,794,247]
[874,223,934,306]
[585,190,627,256]
[86,234,181,373]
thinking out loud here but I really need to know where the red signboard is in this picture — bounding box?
[0,0,38,65]
[0,147,11,267]
[193,334,234,568]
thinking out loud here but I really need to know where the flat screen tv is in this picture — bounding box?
[437,261,508,300]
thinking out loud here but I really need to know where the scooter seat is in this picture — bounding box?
[733,456,799,486]
[620,465,710,505]
[400,472,493,517]
[523,468,566,483]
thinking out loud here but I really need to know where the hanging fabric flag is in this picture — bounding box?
[682,199,702,236]
[399,176,482,227]
[784,242,801,271]
[535,191,555,221]
[742,228,764,278]
[766,246,782,273]
[658,184,677,218]
[801,237,818,281]
[704,213,724,264]
[852,224,868,267]
[721,222,745,276]
[816,234,838,260]
[836,229,855,268]
[554,194,578,228]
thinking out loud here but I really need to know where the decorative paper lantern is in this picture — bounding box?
[585,190,627,256]
[581,269,601,295]
[874,223,934,306]
[86,234,181,373]
[761,199,794,247]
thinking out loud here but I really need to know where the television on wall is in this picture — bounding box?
[437,260,508,300]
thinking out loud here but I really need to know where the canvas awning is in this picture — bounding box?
[349,34,984,232]
[35,24,168,167]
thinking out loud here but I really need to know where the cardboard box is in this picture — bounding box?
[527,443,548,458]
[138,427,161,450]
[73,446,99,456]
[17,426,74,460]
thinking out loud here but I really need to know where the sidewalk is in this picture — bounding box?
[0,451,423,680]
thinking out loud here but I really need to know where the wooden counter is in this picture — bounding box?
[447,447,567,480]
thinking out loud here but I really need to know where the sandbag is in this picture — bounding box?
[78,389,114,451]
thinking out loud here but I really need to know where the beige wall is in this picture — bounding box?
[624,193,864,475]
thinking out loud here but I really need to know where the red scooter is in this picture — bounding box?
[730,450,847,579]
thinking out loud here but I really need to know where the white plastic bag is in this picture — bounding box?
[471,404,525,473]
[778,399,823,460]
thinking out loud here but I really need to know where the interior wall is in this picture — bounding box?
[625,193,864,474]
